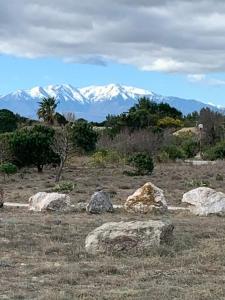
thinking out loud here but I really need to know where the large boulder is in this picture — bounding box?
[29,192,70,212]
[86,191,114,214]
[182,187,225,216]
[85,219,174,255]
[124,182,167,214]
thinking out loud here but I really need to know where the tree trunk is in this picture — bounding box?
[37,165,43,173]
[55,159,64,183]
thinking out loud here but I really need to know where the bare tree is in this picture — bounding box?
[199,108,225,145]
[51,125,73,182]
[64,112,76,123]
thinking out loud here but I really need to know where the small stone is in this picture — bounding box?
[86,191,114,214]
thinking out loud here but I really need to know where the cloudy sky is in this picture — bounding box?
[1,0,225,105]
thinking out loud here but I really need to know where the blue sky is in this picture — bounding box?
[1,1,225,107]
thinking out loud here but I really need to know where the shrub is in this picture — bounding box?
[127,152,154,175]
[203,141,225,160]
[185,179,210,188]
[0,109,18,133]
[156,151,170,163]
[175,132,199,159]
[0,163,17,181]
[52,181,75,193]
[91,150,122,167]
[72,120,98,153]
[157,117,183,128]
[10,125,59,172]
[163,145,185,160]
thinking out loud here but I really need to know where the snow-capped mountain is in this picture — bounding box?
[0,83,222,121]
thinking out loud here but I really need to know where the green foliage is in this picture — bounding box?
[52,181,75,193]
[37,97,57,125]
[91,150,122,167]
[157,117,183,128]
[54,112,68,126]
[185,179,210,188]
[127,152,154,175]
[105,97,183,132]
[163,145,185,160]
[203,141,225,160]
[156,151,170,163]
[175,133,199,158]
[10,125,59,172]
[72,120,98,153]
[0,162,17,180]
[0,109,18,133]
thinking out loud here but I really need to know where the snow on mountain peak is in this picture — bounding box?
[79,83,153,102]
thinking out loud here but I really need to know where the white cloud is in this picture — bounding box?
[187,74,225,86]
[1,1,225,73]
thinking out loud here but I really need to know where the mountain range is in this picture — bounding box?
[0,83,223,121]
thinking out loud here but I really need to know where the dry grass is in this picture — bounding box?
[1,158,225,299]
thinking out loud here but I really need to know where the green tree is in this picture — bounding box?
[37,97,57,125]
[55,112,68,126]
[10,125,59,172]
[72,120,98,153]
[0,109,18,133]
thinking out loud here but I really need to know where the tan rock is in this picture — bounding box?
[124,182,167,213]
[85,219,174,255]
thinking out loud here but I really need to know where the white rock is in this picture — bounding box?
[85,219,174,254]
[29,192,70,212]
[124,182,167,213]
[182,187,225,216]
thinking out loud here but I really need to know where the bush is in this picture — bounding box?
[72,120,98,153]
[91,150,122,167]
[185,179,210,188]
[156,151,170,163]
[163,145,185,160]
[0,163,17,180]
[0,109,18,133]
[203,141,225,160]
[52,181,75,193]
[127,152,154,175]
[157,117,183,128]
[175,132,199,159]
[10,125,59,172]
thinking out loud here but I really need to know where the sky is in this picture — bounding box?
[1,0,225,106]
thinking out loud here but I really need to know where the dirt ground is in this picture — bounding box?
[1,158,225,299]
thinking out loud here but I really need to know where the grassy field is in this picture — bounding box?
[1,158,225,299]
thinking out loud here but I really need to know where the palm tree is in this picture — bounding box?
[37,97,57,125]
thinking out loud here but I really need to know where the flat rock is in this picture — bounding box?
[29,192,70,212]
[85,219,174,255]
[182,187,225,216]
[124,182,167,214]
[86,191,114,214]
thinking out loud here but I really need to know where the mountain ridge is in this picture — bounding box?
[0,83,223,121]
